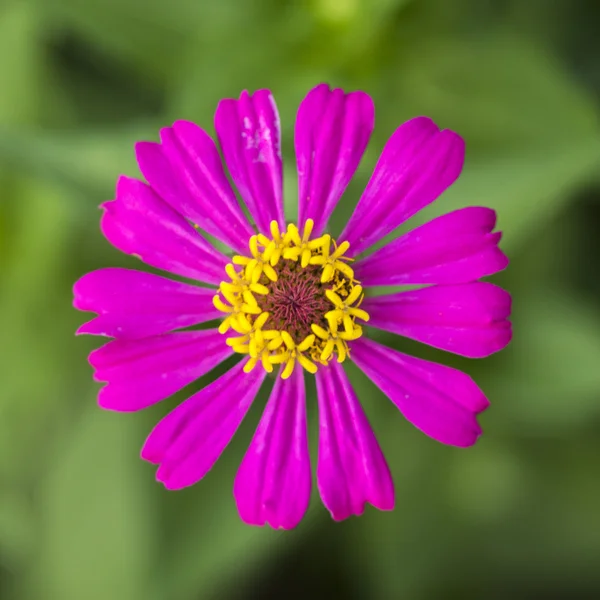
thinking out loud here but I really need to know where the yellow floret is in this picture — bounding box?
[215,219,370,377]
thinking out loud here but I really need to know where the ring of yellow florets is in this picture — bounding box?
[213,219,370,379]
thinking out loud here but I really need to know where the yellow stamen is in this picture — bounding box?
[283,219,329,268]
[313,238,355,283]
[216,219,370,376]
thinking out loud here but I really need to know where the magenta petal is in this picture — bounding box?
[316,362,394,521]
[215,90,284,234]
[362,283,512,358]
[142,361,266,490]
[354,207,509,285]
[351,338,488,447]
[296,84,374,236]
[341,117,465,256]
[90,329,232,412]
[136,122,254,255]
[74,268,221,339]
[101,176,228,284]
[234,367,311,529]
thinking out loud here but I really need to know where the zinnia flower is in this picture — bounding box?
[74,84,511,528]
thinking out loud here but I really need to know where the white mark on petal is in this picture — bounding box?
[239,95,282,165]
[268,92,282,159]
[242,128,267,163]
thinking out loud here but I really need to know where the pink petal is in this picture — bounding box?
[316,361,394,521]
[142,360,266,490]
[90,329,232,412]
[351,338,488,447]
[101,176,228,284]
[362,283,512,358]
[74,268,220,339]
[135,121,254,255]
[296,84,374,236]
[234,367,311,529]
[341,117,465,256]
[354,207,508,285]
[215,89,284,234]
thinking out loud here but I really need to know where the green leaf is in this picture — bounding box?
[0,180,76,485]
[0,2,42,126]
[166,3,298,122]
[391,36,598,150]
[415,137,600,250]
[35,0,203,84]
[0,491,35,568]
[307,0,415,68]
[485,290,600,432]
[0,126,153,201]
[28,405,156,600]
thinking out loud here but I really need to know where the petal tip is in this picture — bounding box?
[140,446,160,465]
[75,320,100,336]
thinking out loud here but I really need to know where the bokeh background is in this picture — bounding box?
[2,0,600,598]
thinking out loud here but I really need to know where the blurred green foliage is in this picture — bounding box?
[1,0,600,598]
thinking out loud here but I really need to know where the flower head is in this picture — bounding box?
[74,84,511,528]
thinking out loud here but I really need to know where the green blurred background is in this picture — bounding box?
[2,0,600,598]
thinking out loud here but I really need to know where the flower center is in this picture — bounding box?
[257,262,329,344]
[213,219,370,379]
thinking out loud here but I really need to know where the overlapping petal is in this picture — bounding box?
[341,117,464,256]
[351,338,488,447]
[296,84,374,236]
[136,121,254,254]
[101,176,228,284]
[142,360,266,490]
[316,361,394,520]
[234,367,311,529]
[362,283,512,358]
[354,207,508,285]
[90,330,232,412]
[215,89,284,234]
[74,268,220,339]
